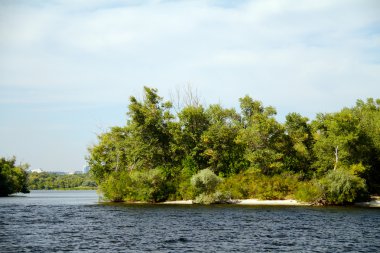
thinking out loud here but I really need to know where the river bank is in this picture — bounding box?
[162,198,380,207]
[355,196,380,207]
[162,199,309,206]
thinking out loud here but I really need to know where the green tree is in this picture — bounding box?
[127,87,174,169]
[284,113,314,176]
[28,172,96,190]
[202,104,246,176]
[311,99,380,194]
[87,126,132,184]
[236,97,286,175]
[0,157,29,196]
[173,105,210,172]
[87,87,379,204]
[352,98,380,193]
[312,109,361,175]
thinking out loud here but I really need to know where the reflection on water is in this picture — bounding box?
[1,191,380,252]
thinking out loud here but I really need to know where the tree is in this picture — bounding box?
[28,172,96,190]
[236,97,286,175]
[0,156,29,196]
[87,87,379,203]
[173,105,210,172]
[202,104,246,176]
[87,126,131,184]
[312,109,361,175]
[352,98,380,193]
[127,87,174,169]
[88,87,175,181]
[284,113,314,176]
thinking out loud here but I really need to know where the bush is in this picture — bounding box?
[129,168,168,202]
[319,169,368,205]
[217,170,301,200]
[217,173,249,199]
[100,168,169,203]
[295,180,324,204]
[100,171,131,202]
[190,169,228,204]
[191,169,221,195]
[251,173,300,200]
[193,191,231,205]
[295,169,369,205]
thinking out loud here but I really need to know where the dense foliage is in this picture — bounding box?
[0,157,29,196]
[28,172,97,190]
[87,87,380,204]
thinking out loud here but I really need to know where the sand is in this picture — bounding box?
[235,199,309,206]
[354,200,380,208]
[162,198,380,207]
[162,199,309,206]
[161,200,193,205]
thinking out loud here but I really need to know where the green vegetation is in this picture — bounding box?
[191,169,230,204]
[87,87,380,205]
[0,157,29,196]
[28,172,97,190]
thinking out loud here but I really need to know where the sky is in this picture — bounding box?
[0,0,379,172]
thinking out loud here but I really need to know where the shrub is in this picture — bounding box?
[217,170,301,200]
[191,169,221,195]
[190,169,229,204]
[100,168,169,203]
[172,167,196,200]
[129,168,168,202]
[295,169,369,205]
[99,171,131,202]
[217,173,249,199]
[193,191,231,205]
[251,173,300,200]
[295,180,324,204]
[319,169,368,205]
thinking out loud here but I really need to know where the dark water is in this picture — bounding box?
[1,191,380,252]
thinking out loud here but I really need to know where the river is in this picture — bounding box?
[1,190,379,252]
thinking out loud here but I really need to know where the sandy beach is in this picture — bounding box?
[354,199,380,208]
[162,200,193,205]
[234,199,309,206]
[162,199,309,206]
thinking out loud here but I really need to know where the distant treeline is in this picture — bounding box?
[28,172,97,190]
[1,160,97,195]
[87,87,380,205]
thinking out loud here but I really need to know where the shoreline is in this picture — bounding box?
[162,199,309,206]
[234,199,309,206]
[354,200,380,208]
[162,198,380,207]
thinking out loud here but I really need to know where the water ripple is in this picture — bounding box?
[1,191,380,252]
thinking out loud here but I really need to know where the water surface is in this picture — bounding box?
[1,190,379,252]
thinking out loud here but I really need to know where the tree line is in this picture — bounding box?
[87,87,380,204]
[28,172,97,190]
[0,157,96,195]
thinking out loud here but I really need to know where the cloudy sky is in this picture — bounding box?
[1,0,379,171]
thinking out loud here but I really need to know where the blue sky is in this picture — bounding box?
[1,0,379,171]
